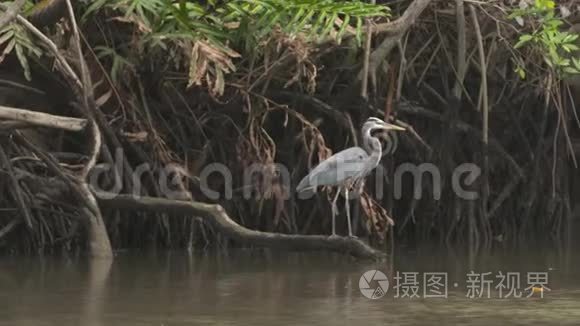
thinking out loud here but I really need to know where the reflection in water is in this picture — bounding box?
[0,248,579,325]
[82,258,112,326]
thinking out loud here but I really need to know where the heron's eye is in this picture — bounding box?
[358,155,363,159]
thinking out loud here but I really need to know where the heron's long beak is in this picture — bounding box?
[382,122,405,131]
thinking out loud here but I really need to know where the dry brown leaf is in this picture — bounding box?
[187,40,240,96]
[121,131,148,142]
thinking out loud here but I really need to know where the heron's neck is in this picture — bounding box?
[368,137,382,165]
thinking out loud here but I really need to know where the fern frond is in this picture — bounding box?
[77,0,390,93]
[225,0,390,44]
[0,23,42,80]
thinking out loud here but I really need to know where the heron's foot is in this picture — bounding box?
[328,234,340,239]
[348,234,358,239]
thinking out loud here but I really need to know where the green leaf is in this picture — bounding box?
[81,0,109,21]
[287,6,306,32]
[355,16,363,46]
[336,14,351,42]
[564,66,580,74]
[309,11,327,40]
[563,33,578,43]
[295,9,315,33]
[514,34,533,49]
[546,19,562,29]
[14,44,31,80]
[321,12,338,41]
[562,44,572,52]
[2,38,15,58]
[0,29,14,46]
[562,43,579,52]
[515,66,526,80]
[573,58,580,70]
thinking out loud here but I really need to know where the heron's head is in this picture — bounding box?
[363,117,405,136]
[362,117,405,153]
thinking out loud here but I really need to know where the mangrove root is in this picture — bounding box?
[95,192,386,260]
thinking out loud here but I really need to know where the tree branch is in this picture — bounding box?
[371,0,433,36]
[95,193,386,260]
[452,0,466,99]
[0,105,87,131]
[364,0,433,83]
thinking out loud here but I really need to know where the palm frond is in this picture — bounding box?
[77,0,390,93]
[225,0,390,44]
[0,22,42,80]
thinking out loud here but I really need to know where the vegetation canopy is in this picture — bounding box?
[0,0,578,258]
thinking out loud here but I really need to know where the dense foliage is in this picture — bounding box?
[0,0,579,254]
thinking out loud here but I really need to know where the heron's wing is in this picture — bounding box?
[296,147,368,192]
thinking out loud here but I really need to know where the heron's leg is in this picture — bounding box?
[345,188,354,237]
[331,189,340,236]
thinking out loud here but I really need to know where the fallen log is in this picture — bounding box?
[95,192,386,260]
[0,105,87,131]
[17,170,385,259]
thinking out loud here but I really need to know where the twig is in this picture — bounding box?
[361,15,373,99]
[553,84,577,168]
[0,105,87,131]
[470,5,489,220]
[65,0,100,180]
[0,4,82,88]
[366,36,399,84]
[552,111,560,197]
[452,0,466,99]
[566,84,580,130]
[0,79,45,95]
[361,0,377,99]
[406,33,435,69]
[364,0,433,83]
[396,39,407,100]
[416,41,441,86]
[0,143,33,228]
[0,219,20,240]
[385,63,397,119]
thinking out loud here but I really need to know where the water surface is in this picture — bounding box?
[0,247,579,325]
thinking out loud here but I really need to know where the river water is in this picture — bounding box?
[0,246,579,325]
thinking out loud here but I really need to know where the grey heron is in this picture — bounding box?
[296,117,405,237]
